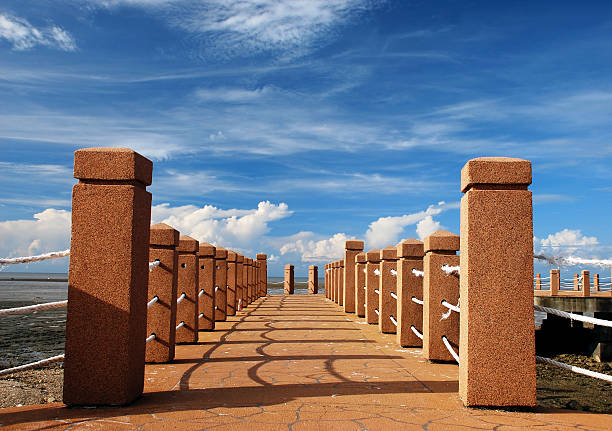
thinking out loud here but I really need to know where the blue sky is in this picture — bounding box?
[1,0,612,277]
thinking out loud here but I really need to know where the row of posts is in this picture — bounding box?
[325,156,536,408]
[62,148,268,406]
[283,264,319,294]
[535,269,612,297]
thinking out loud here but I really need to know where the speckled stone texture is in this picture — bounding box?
[257,254,267,297]
[355,252,366,317]
[365,250,381,324]
[284,264,295,294]
[459,157,535,407]
[423,230,459,363]
[176,236,199,343]
[308,265,318,294]
[331,261,337,302]
[235,254,244,311]
[214,247,228,321]
[343,240,364,313]
[226,251,237,316]
[379,247,398,334]
[241,257,248,307]
[255,261,261,298]
[146,223,179,363]
[197,243,216,331]
[338,260,345,306]
[248,258,255,303]
[64,148,152,406]
[324,264,329,298]
[396,239,424,347]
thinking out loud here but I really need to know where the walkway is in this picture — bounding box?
[0,295,610,430]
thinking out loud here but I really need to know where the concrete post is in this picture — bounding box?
[324,264,329,298]
[257,254,268,297]
[423,230,459,362]
[338,260,344,306]
[284,264,295,294]
[242,256,248,307]
[176,235,199,343]
[551,269,560,296]
[355,253,366,317]
[594,273,600,291]
[344,241,364,313]
[236,254,244,311]
[146,223,179,363]
[197,243,216,331]
[379,246,398,334]
[365,250,381,324]
[248,258,255,302]
[573,273,579,291]
[396,239,425,347]
[214,247,227,321]
[535,274,541,290]
[331,261,337,302]
[308,265,318,294]
[64,148,152,406]
[581,270,590,297]
[226,251,237,316]
[459,157,535,407]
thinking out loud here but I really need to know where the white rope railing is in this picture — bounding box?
[374,268,380,276]
[198,289,204,297]
[363,268,367,274]
[149,260,160,271]
[176,321,185,330]
[215,286,219,292]
[411,296,423,305]
[390,292,397,300]
[534,305,612,328]
[0,249,70,265]
[390,269,397,276]
[441,265,460,275]
[442,336,459,364]
[411,325,423,340]
[147,296,159,308]
[374,289,380,295]
[374,308,379,316]
[198,313,204,319]
[536,356,612,383]
[176,292,186,304]
[0,354,65,377]
[390,315,397,326]
[441,299,460,313]
[145,333,156,343]
[412,268,424,277]
[0,300,67,316]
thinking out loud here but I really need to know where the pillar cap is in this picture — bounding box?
[356,252,367,263]
[339,259,344,267]
[366,249,381,263]
[236,254,244,263]
[397,239,424,258]
[197,242,216,257]
[345,240,364,251]
[177,235,198,253]
[74,147,153,186]
[256,253,267,260]
[227,251,237,262]
[309,265,317,269]
[424,230,460,253]
[214,246,227,259]
[461,157,531,193]
[150,223,179,246]
[285,264,294,269]
[380,246,398,260]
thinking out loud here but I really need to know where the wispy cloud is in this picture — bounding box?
[0,13,76,51]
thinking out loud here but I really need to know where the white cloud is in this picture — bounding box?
[195,86,273,102]
[415,215,440,240]
[536,229,598,253]
[0,13,76,51]
[280,232,355,262]
[365,201,458,249]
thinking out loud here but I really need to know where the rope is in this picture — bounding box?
[363,268,367,274]
[198,313,204,319]
[215,286,219,292]
[442,336,459,364]
[237,298,242,311]
[390,292,397,300]
[0,300,67,316]
[374,289,380,295]
[198,289,204,297]
[145,333,156,343]
[0,354,64,377]
[147,296,159,308]
[390,269,397,276]
[412,268,424,277]
[374,268,380,276]
[390,315,397,326]
[410,325,423,340]
[536,356,612,383]
[176,321,185,330]
[176,293,186,304]
[411,296,423,305]
[534,305,612,328]
[0,249,70,265]
[374,308,379,316]
[149,260,160,271]
[441,265,460,275]
[441,299,460,313]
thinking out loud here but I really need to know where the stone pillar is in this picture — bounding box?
[535,274,541,290]
[331,261,337,302]
[197,243,216,331]
[284,264,295,294]
[236,254,244,311]
[379,246,398,334]
[423,230,459,362]
[242,256,248,307]
[396,239,424,347]
[257,254,268,297]
[582,270,590,297]
[248,258,255,303]
[551,269,560,296]
[594,273,600,291]
[459,157,535,407]
[64,148,152,406]
[176,235,199,343]
[365,250,381,324]
[573,273,579,291]
[308,265,318,294]
[344,241,364,313]
[255,260,261,298]
[355,253,366,317]
[226,251,237,316]
[214,247,227,321]
[324,264,329,298]
[338,260,345,306]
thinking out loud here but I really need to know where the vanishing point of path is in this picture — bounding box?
[0,295,610,430]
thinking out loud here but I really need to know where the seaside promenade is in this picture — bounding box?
[1,294,609,430]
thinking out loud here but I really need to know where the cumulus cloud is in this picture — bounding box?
[152,200,292,250]
[365,201,458,249]
[280,232,355,262]
[535,229,599,257]
[0,13,76,51]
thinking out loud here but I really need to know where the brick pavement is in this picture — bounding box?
[0,295,610,430]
